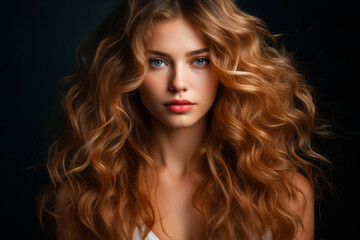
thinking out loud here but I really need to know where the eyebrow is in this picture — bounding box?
[146,48,209,57]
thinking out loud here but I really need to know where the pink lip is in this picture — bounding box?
[164,99,195,113]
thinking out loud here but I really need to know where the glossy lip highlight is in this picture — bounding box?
[164,99,195,106]
[164,99,196,113]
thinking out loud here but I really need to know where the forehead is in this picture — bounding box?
[146,17,207,52]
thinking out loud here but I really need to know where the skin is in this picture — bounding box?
[139,16,219,177]
[292,173,315,240]
[139,16,218,240]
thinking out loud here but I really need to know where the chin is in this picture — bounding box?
[155,114,206,129]
[161,120,198,129]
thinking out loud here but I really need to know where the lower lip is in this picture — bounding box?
[166,104,194,113]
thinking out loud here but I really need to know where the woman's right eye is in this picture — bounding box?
[149,59,166,67]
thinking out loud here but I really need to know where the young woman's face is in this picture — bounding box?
[140,17,219,129]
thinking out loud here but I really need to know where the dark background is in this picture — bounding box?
[2,0,359,239]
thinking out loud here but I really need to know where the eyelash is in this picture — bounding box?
[192,57,209,66]
[148,57,210,68]
[149,59,166,67]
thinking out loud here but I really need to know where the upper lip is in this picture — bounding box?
[164,99,195,106]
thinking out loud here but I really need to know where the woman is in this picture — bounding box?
[39,0,330,239]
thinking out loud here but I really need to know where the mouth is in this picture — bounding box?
[164,99,195,113]
[164,99,195,106]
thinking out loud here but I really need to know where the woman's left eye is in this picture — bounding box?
[193,58,208,66]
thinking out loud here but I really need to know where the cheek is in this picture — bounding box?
[139,74,165,106]
[194,70,219,97]
[141,73,157,94]
[139,82,154,105]
[141,71,168,93]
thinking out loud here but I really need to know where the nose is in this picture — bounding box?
[168,62,189,92]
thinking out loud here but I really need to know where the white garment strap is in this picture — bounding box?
[132,225,159,240]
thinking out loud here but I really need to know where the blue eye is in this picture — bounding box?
[149,59,165,67]
[193,58,208,66]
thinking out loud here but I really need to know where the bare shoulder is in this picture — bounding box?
[288,172,314,240]
[292,172,314,200]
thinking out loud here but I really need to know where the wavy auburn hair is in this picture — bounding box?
[39,0,330,239]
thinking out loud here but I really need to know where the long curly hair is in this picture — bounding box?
[39,0,330,239]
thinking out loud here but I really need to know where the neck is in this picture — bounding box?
[149,116,208,178]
